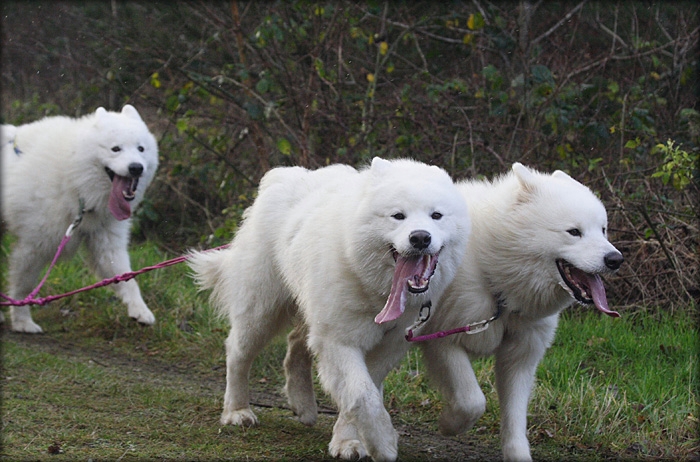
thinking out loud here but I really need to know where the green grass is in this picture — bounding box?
[533,309,697,459]
[1,238,698,460]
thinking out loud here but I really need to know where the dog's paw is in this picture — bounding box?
[11,317,44,334]
[438,397,486,436]
[502,437,532,462]
[129,307,156,326]
[221,408,258,427]
[293,408,317,426]
[285,389,318,426]
[12,322,44,334]
[328,438,368,460]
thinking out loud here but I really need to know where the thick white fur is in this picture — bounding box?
[189,158,470,461]
[1,105,158,333]
[420,163,623,461]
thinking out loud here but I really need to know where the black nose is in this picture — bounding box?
[409,230,431,250]
[128,163,144,177]
[604,251,624,270]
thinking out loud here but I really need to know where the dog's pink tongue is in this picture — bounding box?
[375,255,423,324]
[108,175,132,221]
[586,272,620,318]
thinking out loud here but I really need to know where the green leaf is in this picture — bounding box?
[276,137,292,156]
[531,65,553,84]
[175,118,189,134]
[256,78,270,94]
[624,138,641,149]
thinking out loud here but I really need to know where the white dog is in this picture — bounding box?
[1,105,159,333]
[417,163,623,461]
[189,157,470,461]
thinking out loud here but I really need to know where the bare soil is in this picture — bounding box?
[4,330,506,461]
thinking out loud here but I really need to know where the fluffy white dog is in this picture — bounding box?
[418,163,623,461]
[1,105,159,333]
[189,157,471,461]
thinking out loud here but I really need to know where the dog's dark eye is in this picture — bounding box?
[138,146,145,152]
[602,227,606,235]
[392,213,406,220]
[431,212,443,220]
[111,146,121,152]
[567,228,581,237]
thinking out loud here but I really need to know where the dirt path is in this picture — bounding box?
[4,331,504,461]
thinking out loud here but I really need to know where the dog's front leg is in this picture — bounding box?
[316,344,398,462]
[421,340,486,435]
[85,224,155,325]
[494,315,558,462]
[7,240,52,333]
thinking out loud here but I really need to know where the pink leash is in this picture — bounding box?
[2,204,496,344]
[1,205,229,307]
[404,301,502,342]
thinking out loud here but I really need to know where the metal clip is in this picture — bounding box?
[464,310,501,335]
[65,199,86,237]
[406,301,432,333]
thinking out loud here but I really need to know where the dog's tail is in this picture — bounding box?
[187,248,230,319]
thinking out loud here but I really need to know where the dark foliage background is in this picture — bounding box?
[1,1,698,311]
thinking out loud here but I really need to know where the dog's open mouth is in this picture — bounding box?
[105,167,140,221]
[556,259,619,317]
[374,250,439,324]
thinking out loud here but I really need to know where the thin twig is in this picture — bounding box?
[636,206,676,271]
[531,1,587,46]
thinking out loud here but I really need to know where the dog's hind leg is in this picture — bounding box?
[283,322,318,426]
[221,304,291,427]
[84,227,155,325]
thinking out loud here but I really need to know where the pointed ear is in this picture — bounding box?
[121,104,143,121]
[370,156,392,173]
[93,107,108,127]
[512,162,539,197]
[552,169,574,182]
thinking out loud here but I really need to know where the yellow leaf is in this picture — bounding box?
[379,41,388,56]
[366,73,375,83]
[650,71,661,80]
[463,33,473,45]
[150,72,161,89]
[609,125,616,134]
[468,14,475,30]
